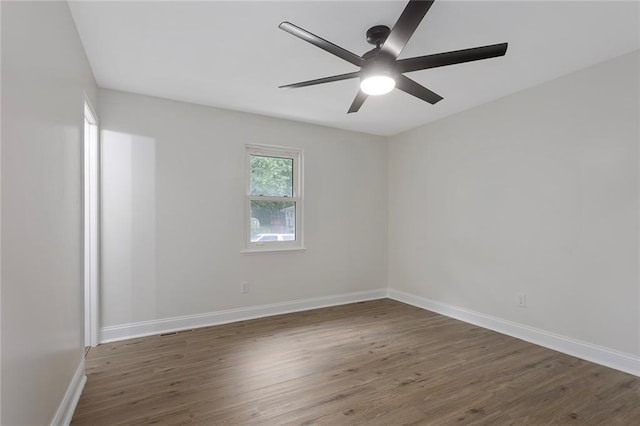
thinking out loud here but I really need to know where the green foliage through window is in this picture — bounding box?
[250,155,293,197]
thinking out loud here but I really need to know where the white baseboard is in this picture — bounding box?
[388,288,640,377]
[99,287,639,377]
[100,288,387,343]
[50,355,86,426]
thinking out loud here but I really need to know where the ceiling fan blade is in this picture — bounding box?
[279,72,361,89]
[347,90,368,114]
[279,22,364,67]
[397,43,508,73]
[396,74,443,104]
[380,0,435,58]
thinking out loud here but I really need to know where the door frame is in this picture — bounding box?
[83,98,100,347]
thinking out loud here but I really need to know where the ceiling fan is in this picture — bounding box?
[278,0,508,113]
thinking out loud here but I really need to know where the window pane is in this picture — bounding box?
[250,200,295,242]
[250,155,293,197]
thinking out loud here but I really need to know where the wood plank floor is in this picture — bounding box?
[72,299,640,425]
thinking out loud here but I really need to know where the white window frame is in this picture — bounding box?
[243,144,304,254]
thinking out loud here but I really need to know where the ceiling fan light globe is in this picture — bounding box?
[360,75,396,96]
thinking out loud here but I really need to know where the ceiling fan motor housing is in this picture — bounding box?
[361,52,397,80]
[360,52,397,96]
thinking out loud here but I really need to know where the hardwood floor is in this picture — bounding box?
[72,299,640,425]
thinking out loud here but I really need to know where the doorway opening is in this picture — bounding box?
[84,101,99,348]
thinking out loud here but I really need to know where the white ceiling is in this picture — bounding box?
[69,1,639,136]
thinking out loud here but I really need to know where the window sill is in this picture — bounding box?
[241,247,307,255]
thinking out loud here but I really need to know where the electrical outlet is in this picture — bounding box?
[517,293,527,308]
[241,281,250,294]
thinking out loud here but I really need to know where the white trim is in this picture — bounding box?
[388,288,640,377]
[100,288,387,343]
[245,143,300,157]
[99,288,639,376]
[50,356,86,426]
[241,247,307,255]
[0,5,3,421]
[83,100,100,347]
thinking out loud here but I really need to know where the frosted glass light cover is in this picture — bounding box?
[360,75,395,96]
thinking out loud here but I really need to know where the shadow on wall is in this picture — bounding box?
[101,130,157,325]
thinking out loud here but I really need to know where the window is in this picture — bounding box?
[245,144,303,252]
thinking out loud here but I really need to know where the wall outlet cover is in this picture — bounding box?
[517,293,527,308]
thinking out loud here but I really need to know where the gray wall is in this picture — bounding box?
[98,89,388,328]
[388,51,639,356]
[1,1,97,424]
